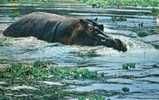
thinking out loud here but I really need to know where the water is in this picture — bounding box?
[0,1,159,100]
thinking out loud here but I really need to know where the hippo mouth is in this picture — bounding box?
[92,28,127,52]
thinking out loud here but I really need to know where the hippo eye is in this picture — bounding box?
[88,26,94,32]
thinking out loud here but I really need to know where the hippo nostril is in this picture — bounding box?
[114,39,127,52]
[119,45,127,52]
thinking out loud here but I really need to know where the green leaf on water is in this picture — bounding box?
[137,31,150,37]
[122,63,136,70]
[122,87,130,93]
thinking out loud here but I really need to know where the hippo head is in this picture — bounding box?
[69,19,127,52]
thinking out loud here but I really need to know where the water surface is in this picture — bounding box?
[0,1,159,100]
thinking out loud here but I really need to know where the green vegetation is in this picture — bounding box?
[111,16,127,21]
[78,95,105,100]
[0,61,98,80]
[0,63,48,80]
[0,61,106,99]
[137,31,150,37]
[80,0,159,7]
[122,63,136,70]
[152,8,159,16]
[122,87,130,92]
[1,0,159,7]
[136,28,159,37]
[0,0,48,4]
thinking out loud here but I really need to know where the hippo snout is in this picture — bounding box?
[92,29,127,52]
[114,39,127,52]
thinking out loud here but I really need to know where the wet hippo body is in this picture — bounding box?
[3,12,127,52]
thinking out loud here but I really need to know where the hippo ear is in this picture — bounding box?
[73,19,87,29]
[73,19,84,29]
[94,18,98,22]
[79,19,87,24]
[99,24,104,31]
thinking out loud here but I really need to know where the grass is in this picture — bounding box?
[80,0,159,8]
[0,0,47,4]
[78,94,105,100]
[0,61,99,80]
[134,28,159,37]
[0,61,106,100]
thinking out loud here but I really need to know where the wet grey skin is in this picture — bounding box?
[3,12,127,52]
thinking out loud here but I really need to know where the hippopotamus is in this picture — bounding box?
[3,12,127,52]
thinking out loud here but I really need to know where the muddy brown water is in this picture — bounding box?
[0,1,159,100]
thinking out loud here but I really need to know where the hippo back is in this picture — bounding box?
[3,12,76,42]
